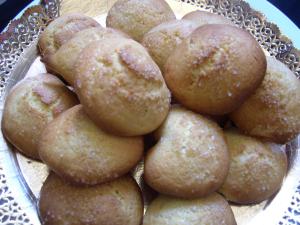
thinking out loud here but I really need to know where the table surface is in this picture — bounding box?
[0,0,299,32]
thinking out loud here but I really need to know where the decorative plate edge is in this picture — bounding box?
[0,1,59,224]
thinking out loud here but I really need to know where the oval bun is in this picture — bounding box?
[145,106,229,198]
[39,173,143,225]
[45,27,127,86]
[230,56,300,143]
[106,0,175,41]
[38,13,99,58]
[143,193,236,225]
[164,24,266,115]
[182,10,232,26]
[142,19,198,70]
[38,105,144,185]
[2,74,78,159]
[220,130,287,204]
[75,38,171,136]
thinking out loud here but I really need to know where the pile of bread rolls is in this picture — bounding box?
[2,0,299,224]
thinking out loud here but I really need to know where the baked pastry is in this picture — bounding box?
[106,0,176,41]
[143,193,237,225]
[38,13,99,58]
[164,24,266,115]
[44,27,128,86]
[182,10,232,26]
[142,19,198,70]
[38,105,143,185]
[39,173,143,225]
[2,74,78,159]
[230,56,300,143]
[74,38,171,136]
[144,106,229,198]
[219,130,287,204]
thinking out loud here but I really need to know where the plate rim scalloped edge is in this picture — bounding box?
[0,0,299,224]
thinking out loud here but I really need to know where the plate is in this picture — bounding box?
[0,0,299,224]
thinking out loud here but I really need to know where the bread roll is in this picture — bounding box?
[230,56,300,143]
[143,193,236,225]
[106,0,175,41]
[142,19,198,70]
[182,10,232,26]
[74,38,171,136]
[219,130,287,204]
[2,74,78,159]
[45,27,127,86]
[145,106,229,198]
[38,105,143,185]
[164,24,266,115]
[39,173,143,225]
[38,13,99,58]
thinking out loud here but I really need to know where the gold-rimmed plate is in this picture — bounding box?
[0,1,299,224]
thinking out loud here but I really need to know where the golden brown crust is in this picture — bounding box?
[45,27,128,86]
[164,24,266,115]
[143,193,237,225]
[38,13,100,58]
[142,19,199,70]
[230,56,300,143]
[144,106,229,198]
[2,74,78,159]
[219,130,287,204]
[106,0,176,41]
[39,173,144,225]
[182,10,233,26]
[38,105,144,185]
[74,38,171,136]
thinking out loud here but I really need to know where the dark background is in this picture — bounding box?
[0,0,299,31]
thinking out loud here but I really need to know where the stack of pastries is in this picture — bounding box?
[2,0,299,224]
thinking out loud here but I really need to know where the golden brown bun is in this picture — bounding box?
[38,105,143,185]
[144,106,229,198]
[39,173,143,225]
[106,0,176,41]
[182,10,232,26]
[45,27,128,86]
[230,56,300,143]
[164,24,266,115]
[38,13,99,58]
[143,193,237,225]
[74,38,171,136]
[142,19,199,70]
[2,74,78,159]
[219,130,287,204]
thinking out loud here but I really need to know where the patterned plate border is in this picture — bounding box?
[0,0,299,224]
[0,1,59,224]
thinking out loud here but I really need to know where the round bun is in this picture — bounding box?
[143,193,236,225]
[39,173,143,225]
[45,27,128,86]
[164,24,267,115]
[142,19,198,70]
[74,38,171,136]
[38,105,143,185]
[145,106,229,198]
[230,56,300,143]
[106,0,175,41]
[38,13,99,58]
[182,10,232,26]
[2,74,78,159]
[219,130,287,204]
